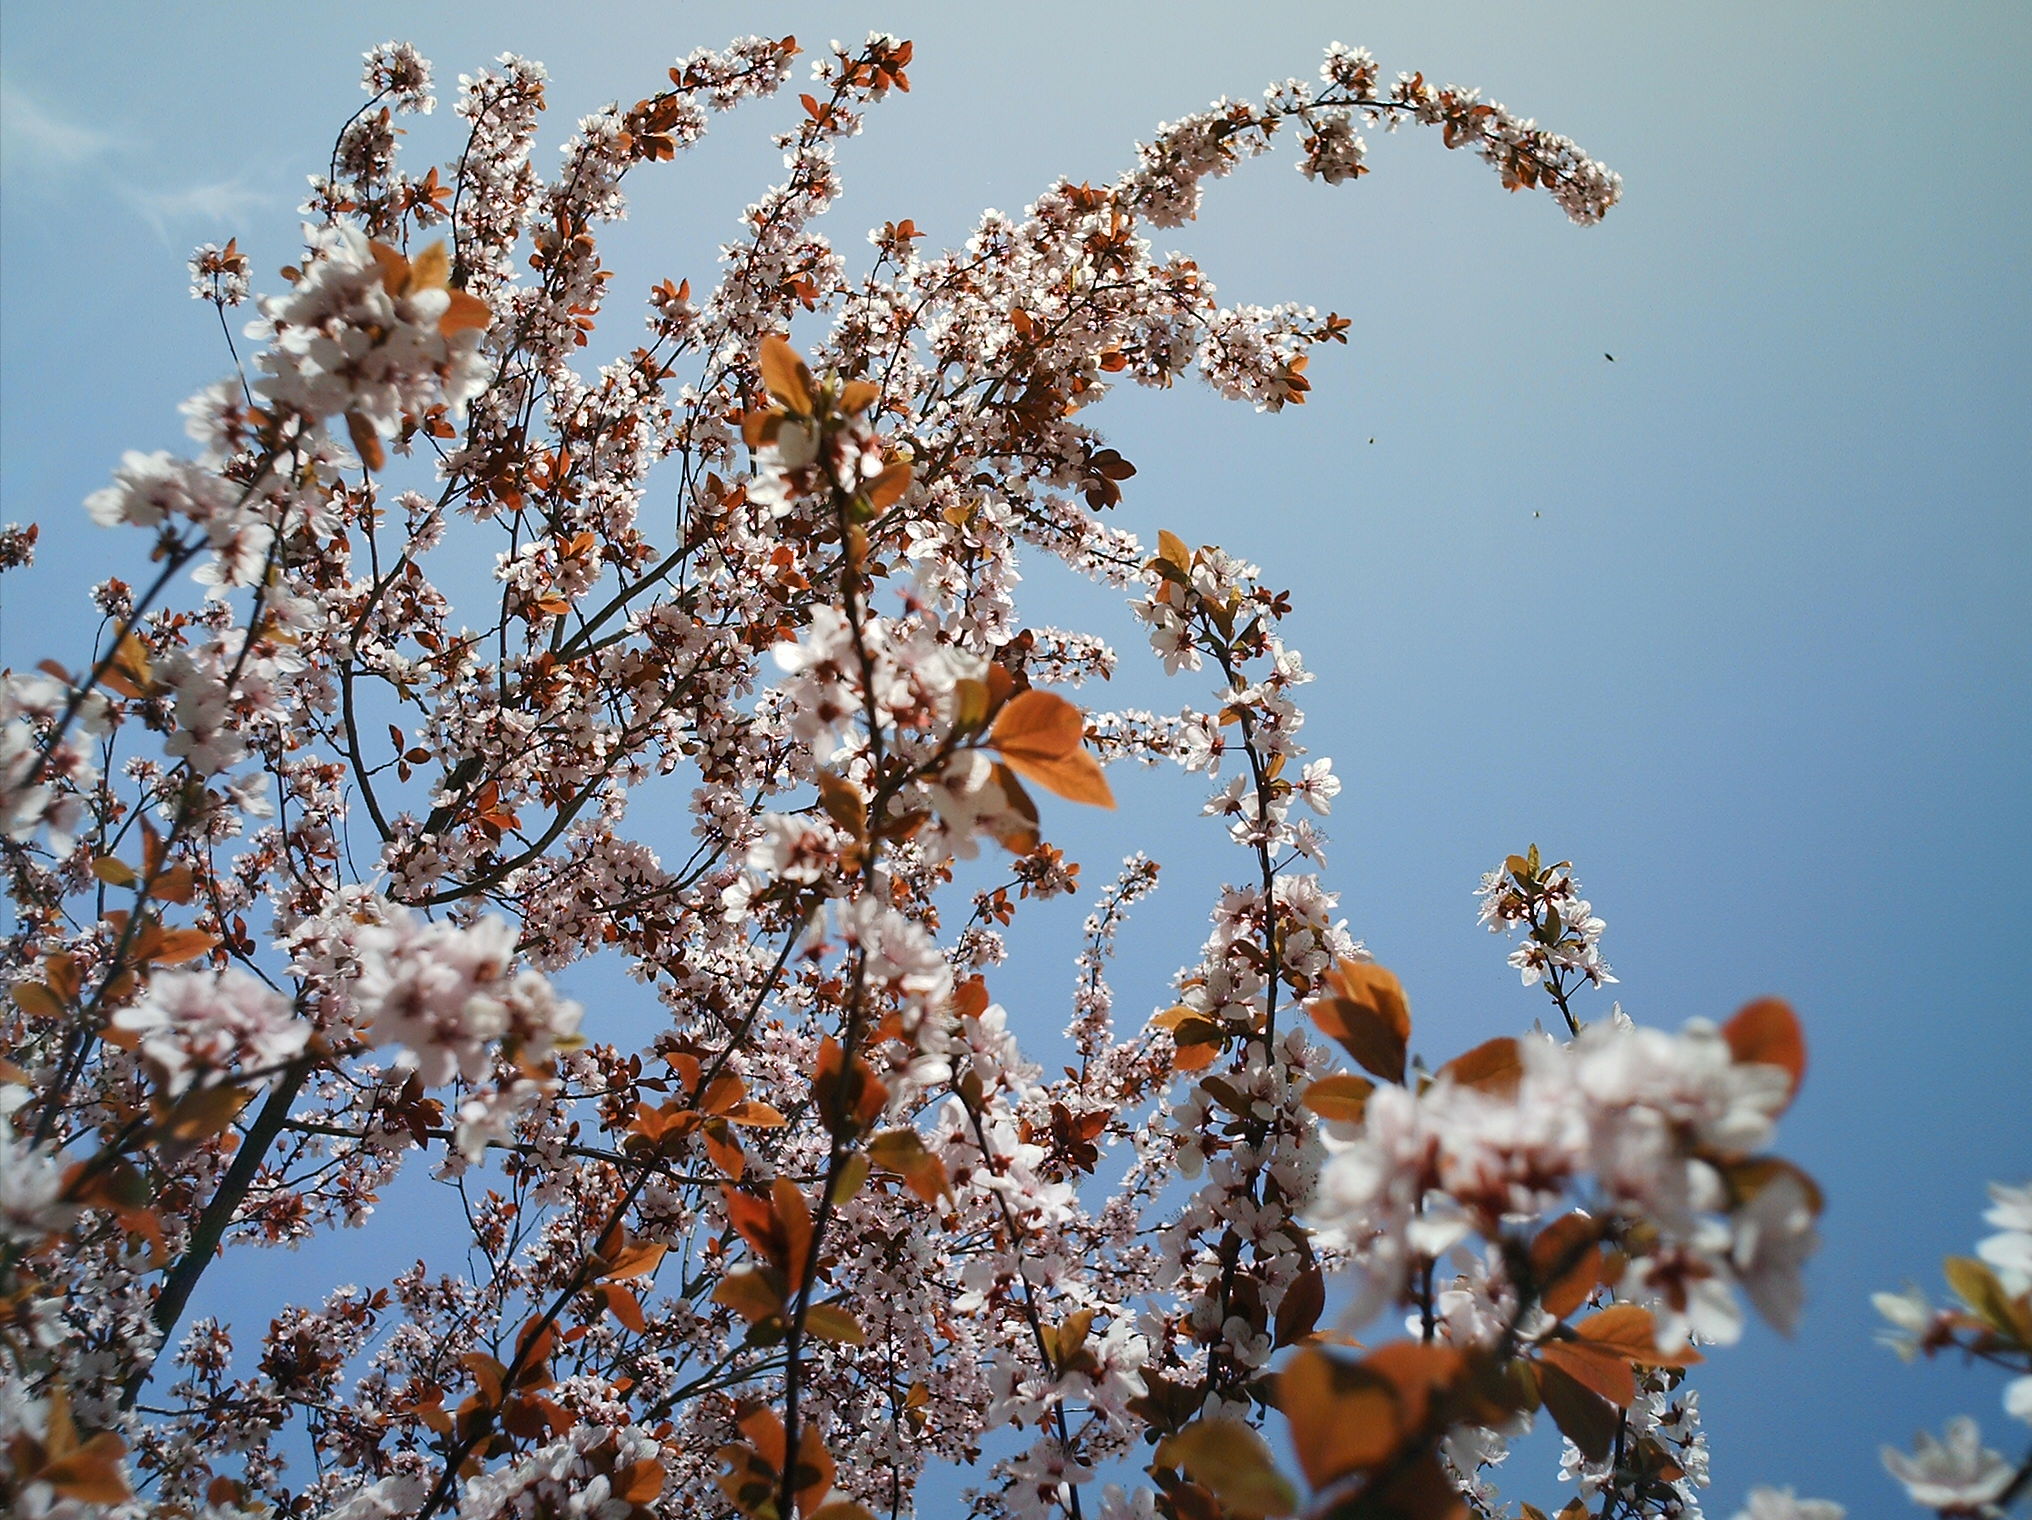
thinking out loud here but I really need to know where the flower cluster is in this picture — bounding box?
[348,907,583,1087]
[187,239,251,307]
[1477,845,1617,1006]
[1311,1010,1816,1346]
[110,966,308,1096]
[248,224,492,460]
[0,29,1912,1520]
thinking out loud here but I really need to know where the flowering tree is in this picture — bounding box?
[0,29,2021,1520]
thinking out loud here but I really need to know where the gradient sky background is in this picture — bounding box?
[2,2,2027,1513]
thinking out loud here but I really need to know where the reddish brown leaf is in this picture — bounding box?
[1529,1212,1604,1321]
[1574,1304,1701,1368]
[1438,1036,1523,1095]
[439,288,492,338]
[1306,960,1411,1084]
[1537,1361,1620,1464]
[990,689,1086,762]
[758,333,814,412]
[1538,1340,1635,1408]
[712,1268,784,1325]
[863,459,912,511]
[601,1238,667,1283]
[599,1281,648,1334]
[1723,997,1805,1101]
[1275,1348,1403,1487]
[148,929,220,966]
[1299,1073,1374,1124]
[773,1175,814,1288]
[616,1459,666,1504]
[1273,1266,1326,1348]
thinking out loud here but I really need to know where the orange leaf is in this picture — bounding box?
[701,1071,748,1116]
[616,1459,666,1504]
[1538,1340,1634,1408]
[990,689,1085,762]
[712,1268,785,1325]
[805,1302,866,1345]
[1305,960,1411,1084]
[998,746,1115,809]
[440,288,492,338]
[406,241,452,292]
[1537,1362,1618,1464]
[1529,1212,1603,1320]
[738,1403,788,1470]
[367,240,411,293]
[1574,1304,1701,1368]
[148,929,220,966]
[151,1085,251,1146]
[1299,1073,1374,1124]
[1723,997,1805,1101]
[601,1238,667,1282]
[794,1424,836,1514]
[867,1128,952,1205]
[148,865,196,904]
[810,1504,880,1520]
[11,982,65,1020]
[702,1123,748,1181]
[599,1281,648,1334]
[722,1186,783,1266]
[346,411,387,472]
[1155,1418,1298,1519]
[97,633,155,700]
[773,1175,814,1288]
[1438,1036,1523,1095]
[758,334,815,412]
[1275,1348,1402,1486]
[40,1431,132,1505]
[1361,1341,1461,1433]
[863,460,912,511]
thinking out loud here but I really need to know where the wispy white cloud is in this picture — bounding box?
[1,76,273,242]
[0,76,121,174]
[121,179,273,242]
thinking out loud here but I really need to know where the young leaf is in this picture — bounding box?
[1305,960,1411,1084]
[990,690,1115,808]
[1275,1348,1403,1486]
[1538,1340,1635,1408]
[1298,1073,1374,1124]
[1438,1036,1523,1095]
[1573,1304,1701,1368]
[759,333,815,412]
[804,1302,867,1345]
[1722,997,1805,1101]
[1155,1418,1298,1519]
[1529,1212,1604,1321]
[867,1128,951,1205]
[1537,1361,1619,1464]
[713,1268,785,1326]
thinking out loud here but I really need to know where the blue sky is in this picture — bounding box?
[3,2,2028,1512]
